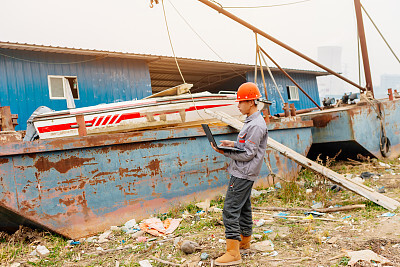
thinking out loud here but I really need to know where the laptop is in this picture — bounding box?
[201,124,245,152]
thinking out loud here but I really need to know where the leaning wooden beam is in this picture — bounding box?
[204,109,400,211]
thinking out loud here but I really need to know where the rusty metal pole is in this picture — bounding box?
[259,47,323,110]
[388,89,393,101]
[354,0,374,97]
[196,0,366,92]
[75,115,87,137]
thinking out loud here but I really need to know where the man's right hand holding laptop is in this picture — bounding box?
[211,140,235,154]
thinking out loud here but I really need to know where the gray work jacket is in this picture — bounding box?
[224,111,268,181]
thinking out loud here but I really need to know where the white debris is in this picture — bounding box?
[195,199,211,211]
[379,162,391,168]
[346,249,390,266]
[253,240,274,252]
[9,263,21,267]
[306,189,313,194]
[138,260,153,267]
[218,239,226,243]
[124,219,138,229]
[110,226,120,231]
[36,245,50,257]
[255,219,265,227]
[208,207,223,213]
[98,230,112,243]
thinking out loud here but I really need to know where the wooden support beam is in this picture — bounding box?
[204,109,400,211]
[0,106,15,131]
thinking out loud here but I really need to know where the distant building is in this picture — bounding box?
[381,74,400,91]
[0,42,327,130]
[317,46,346,96]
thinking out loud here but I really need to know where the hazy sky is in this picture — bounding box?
[1,0,399,94]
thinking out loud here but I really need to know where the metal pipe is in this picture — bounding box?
[196,0,366,92]
[259,47,322,110]
[354,0,374,96]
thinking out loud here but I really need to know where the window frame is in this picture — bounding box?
[287,85,300,101]
[48,75,80,100]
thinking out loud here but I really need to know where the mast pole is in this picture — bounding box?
[354,0,374,97]
[196,0,366,92]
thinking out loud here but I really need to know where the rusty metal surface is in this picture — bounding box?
[302,98,400,159]
[0,123,313,239]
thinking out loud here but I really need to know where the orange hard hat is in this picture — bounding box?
[236,82,262,101]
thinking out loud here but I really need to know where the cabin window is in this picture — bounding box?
[48,76,79,100]
[287,86,299,101]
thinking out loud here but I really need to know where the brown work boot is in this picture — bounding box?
[239,234,251,250]
[215,239,242,266]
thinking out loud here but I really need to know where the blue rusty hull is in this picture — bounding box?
[303,98,400,159]
[0,122,312,239]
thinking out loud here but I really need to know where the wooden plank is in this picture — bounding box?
[0,106,15,131]
[204,109,400,211]
[144,83,193,99]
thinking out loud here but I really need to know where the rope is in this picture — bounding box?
[361,3,400,65]
[0,51,109,65]
[161,0,207,121]
[223,0,312,9]
[161,0,185,84]
[167,0,246,80]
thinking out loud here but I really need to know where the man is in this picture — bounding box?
[211,82,268,266]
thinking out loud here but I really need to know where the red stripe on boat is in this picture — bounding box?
[95,116,105,126]
[102,115,112,125]
[108,114,118,125]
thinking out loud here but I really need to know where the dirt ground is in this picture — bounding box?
[1,157,400,267]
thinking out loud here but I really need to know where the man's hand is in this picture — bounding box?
[211,142,224,154]
[219,140,235,147]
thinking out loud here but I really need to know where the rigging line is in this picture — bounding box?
[361,3,400,65]
[0,52,109,65]
[167,0,246,80]
[223,0,311,9]
[161,0,186,84]
[259,48,285,104]
[161,0,205,121]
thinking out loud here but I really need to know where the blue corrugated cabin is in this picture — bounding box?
[0,42,327,130]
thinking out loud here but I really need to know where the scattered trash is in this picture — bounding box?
[360,171,375,179]
[86,236,97,243]
[274,182,282,190]
[137,236,147,242]
[376,186,385,193]
[306,188,313,194]
[131,230,144,238]
[351,176,364,184]
[311,202,323,209]
[327,236,338,244]
[342,215,352,220]
[378,162,391,168]
[139,218,182,236]
[180,240,200,254]
[251,189,262,197]
[275,212,289,219]
[255,219,265,227]
[261,251,278,257]
[330,185,342,192]
[263,230,273,234]
[218,238,226,243]
[253,240,274,252]
[392,243,400,248]
[253,234,263,239]
[200,252,209,260]
[110,226,120,231]
[67,240,80,245]
[303,214,314,220]
[208,206,223,213]
[124,218,138,229]
[138,259,153,267]
[173,237,182,247]
[195,199,210,211]
[379,212,395,217]
[304,211,325,217]
[9,263,21,267]
[346,249,390,266]
[98,230,112,243]
[36,245,50,257]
